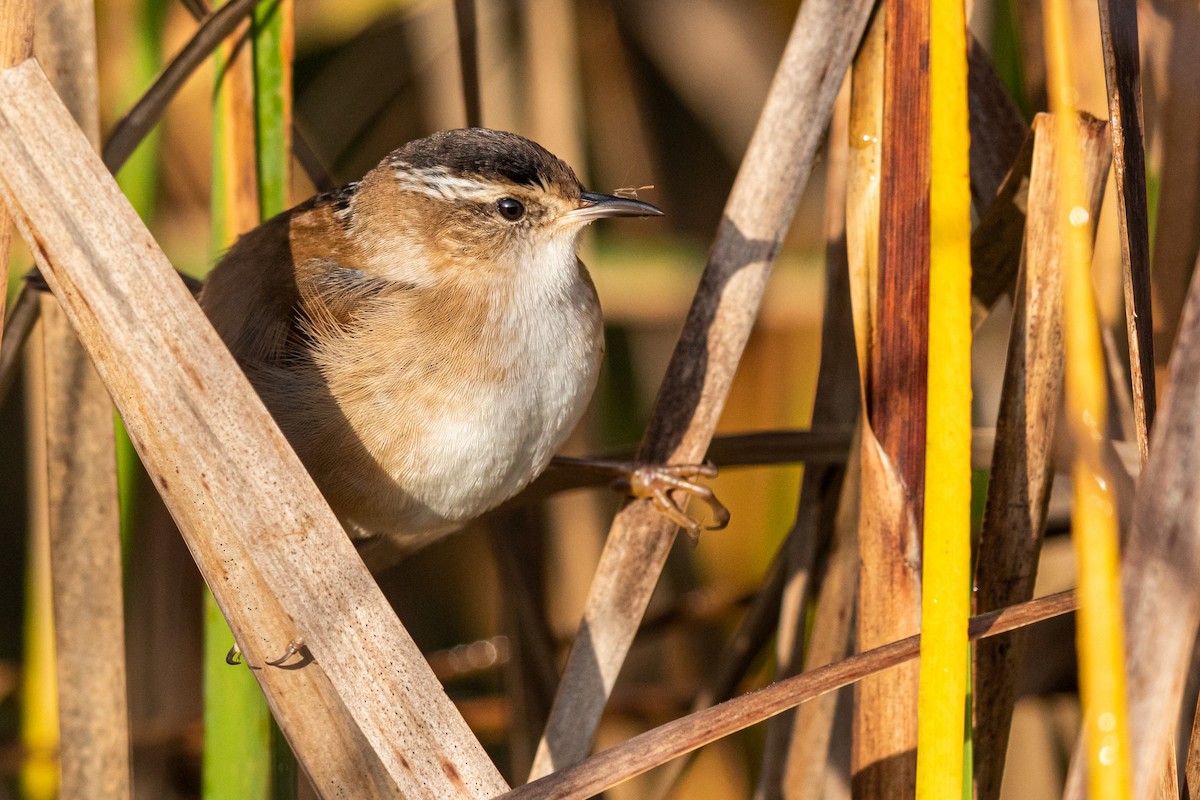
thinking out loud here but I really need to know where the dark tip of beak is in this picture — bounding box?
[576,191,664,220]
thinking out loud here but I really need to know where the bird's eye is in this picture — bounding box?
[497,197,526,221]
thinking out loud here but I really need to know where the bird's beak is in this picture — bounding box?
[564,191,664,224]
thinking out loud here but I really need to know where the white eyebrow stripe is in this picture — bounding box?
[392,166,502,202]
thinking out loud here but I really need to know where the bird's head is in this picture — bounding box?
[346,128,662,288]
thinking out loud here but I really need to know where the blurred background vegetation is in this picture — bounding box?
[0,0,1188,797]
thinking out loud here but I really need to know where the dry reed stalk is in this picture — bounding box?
[502,591,1078,800]
[647,545,788,798]
[489,509,559,779]
[853,0,929,791]
[1047,0,1133,791]
[1013,0,1048,111]
[755,77,858,800]
[102,0,260,174]
[526,0,875,778]
[201,8,275,797]
[972,112,1110,800]
[1149,6,1200,386]
[0,59,507,800]
[20,316,56,800]
[32,4,132,798]
[969,131,1034,321]
[452,0,482,128]
[41,299,130,800]
[0,0,31,341]
[1188,704,1200,798]
[966,34,1029,209]
[1061,157,1200,800]
[777,437,860,798]
[1063,239,1200,800]
[1098,0,1155,465]
[521,0,584,171]
[0,285,37,402]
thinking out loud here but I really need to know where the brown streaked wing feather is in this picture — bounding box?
[200,210,301,366]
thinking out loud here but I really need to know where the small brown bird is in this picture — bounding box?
[201,128,724,552]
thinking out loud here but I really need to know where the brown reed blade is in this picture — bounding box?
[501,591,1078,800]
[966,33,1029,208]
[969,130,1035,318]
[853,0,929,793]
[1148,7,1200,381]
[972,112,1111,800]
[1098,0,1155,466]
[0,58,507,799]
[525,0,877,779]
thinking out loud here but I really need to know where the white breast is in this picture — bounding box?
[412,291,602,520]
[326,249,603,541]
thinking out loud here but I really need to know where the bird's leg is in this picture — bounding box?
[549,456,730,540]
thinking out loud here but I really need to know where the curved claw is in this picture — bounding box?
[266,637,306,667]
[617,461,730,538]
[226,643,243,666]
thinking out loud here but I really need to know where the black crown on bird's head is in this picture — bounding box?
[386,128,584,199]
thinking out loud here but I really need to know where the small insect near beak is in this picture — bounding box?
[564,191,664,224]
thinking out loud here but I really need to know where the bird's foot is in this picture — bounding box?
[224,636,307,669]
[552,456,730,540]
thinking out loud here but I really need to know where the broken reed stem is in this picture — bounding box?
[527,0,876,778]
[1045,0,1132,796]
[503,591,1078,800]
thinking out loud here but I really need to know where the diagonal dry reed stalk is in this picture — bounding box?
[503,591,1078,800]
[526,0,876,779]
[0,59,507,800]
